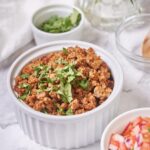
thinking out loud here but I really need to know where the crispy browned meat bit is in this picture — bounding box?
[14,46,114,116]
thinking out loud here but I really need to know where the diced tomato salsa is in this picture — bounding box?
[109,117,150,150]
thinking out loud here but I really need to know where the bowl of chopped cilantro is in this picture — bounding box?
[31,4,84,44]
[8,40,123,149]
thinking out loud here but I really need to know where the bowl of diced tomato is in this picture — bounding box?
[101,108,150,150]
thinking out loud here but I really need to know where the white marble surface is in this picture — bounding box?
[1,10,150,150]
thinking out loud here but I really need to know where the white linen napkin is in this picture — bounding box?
[0,0,74,63]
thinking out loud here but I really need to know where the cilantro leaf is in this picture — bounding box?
[33,64,44,76]
[18,83,30,89]
[39,10,81,33]
[64,83,72,103]
[20,74,29,79]
[66,108,73,115]
[67,75,75,83]
[57,82,72,103]
[57,107,65,115]
[18,93,28,100]
[70,9,81,26]
[63,48,68,54]
[38,83,47,90]
[36,89,44,94]
[56,63,84,103]
[18,83,31,100]
[55,58,68,65]
[79,79,89,90]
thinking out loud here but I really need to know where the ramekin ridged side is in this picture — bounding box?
[14,94,120,149]
[8,40,123,149]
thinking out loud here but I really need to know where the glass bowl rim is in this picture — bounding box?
[115,13,150,64]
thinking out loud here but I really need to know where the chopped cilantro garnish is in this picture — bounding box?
[70,10,81,26]
[44,65,51,72]
[33,65,44,76]
[29,64,55,94]
[20,73,29,79]
[18,50,88,105]
[44,87,52,92]
[33,64,51,76]
[18,83,30,89]
[57,107,65,115]
[63,48,68,54]
[64,83,72,103]
[36,89,44,94]
[56,63,77,80]
[18,83,31,100]
[51,86,59,91]
[39,10,81,33]
[56,63,82,103]
[55,58,68,65]
[67,75,75,83]
[38,83,47,90]
[148,127,150,132]
[57,83,71,103]
[18,93,28,100]
[36,86,51,93]
[79,79,89,90]
[39,76,54,84]
[66,108,73,115]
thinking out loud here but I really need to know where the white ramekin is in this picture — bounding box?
[31,4,85,45]
[101,107,150,150]
[8,40,123,149]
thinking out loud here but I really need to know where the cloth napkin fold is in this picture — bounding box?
[0,0,74,63]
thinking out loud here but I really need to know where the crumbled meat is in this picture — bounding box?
[14,46,114,116]
[81,93,96,110]
[28,76,38,84]
[14,86,25,95]
[21,64,33,74]
[36,92,46,99]
[15,76,23,84]
[49,91,61,101]
[60,103,68,110]
[33,100,45,111]
[75,109,85,115]
[70,99,80,111]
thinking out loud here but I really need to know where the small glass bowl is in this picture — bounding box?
[116,14,150,73]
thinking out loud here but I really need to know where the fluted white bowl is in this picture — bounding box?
[8,40,123,149]
[31,4,85,45]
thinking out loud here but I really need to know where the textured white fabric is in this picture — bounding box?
[0,0,74,62]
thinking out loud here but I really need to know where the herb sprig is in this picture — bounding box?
[54,58,89,103]
[20,73,29,79]
[39,10,81,33]
[56,63,80,103]
[18,83,31,100]
[34,64,54,93]
[17,48,89,105]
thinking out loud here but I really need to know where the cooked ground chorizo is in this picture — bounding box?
[14,46,114,116]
